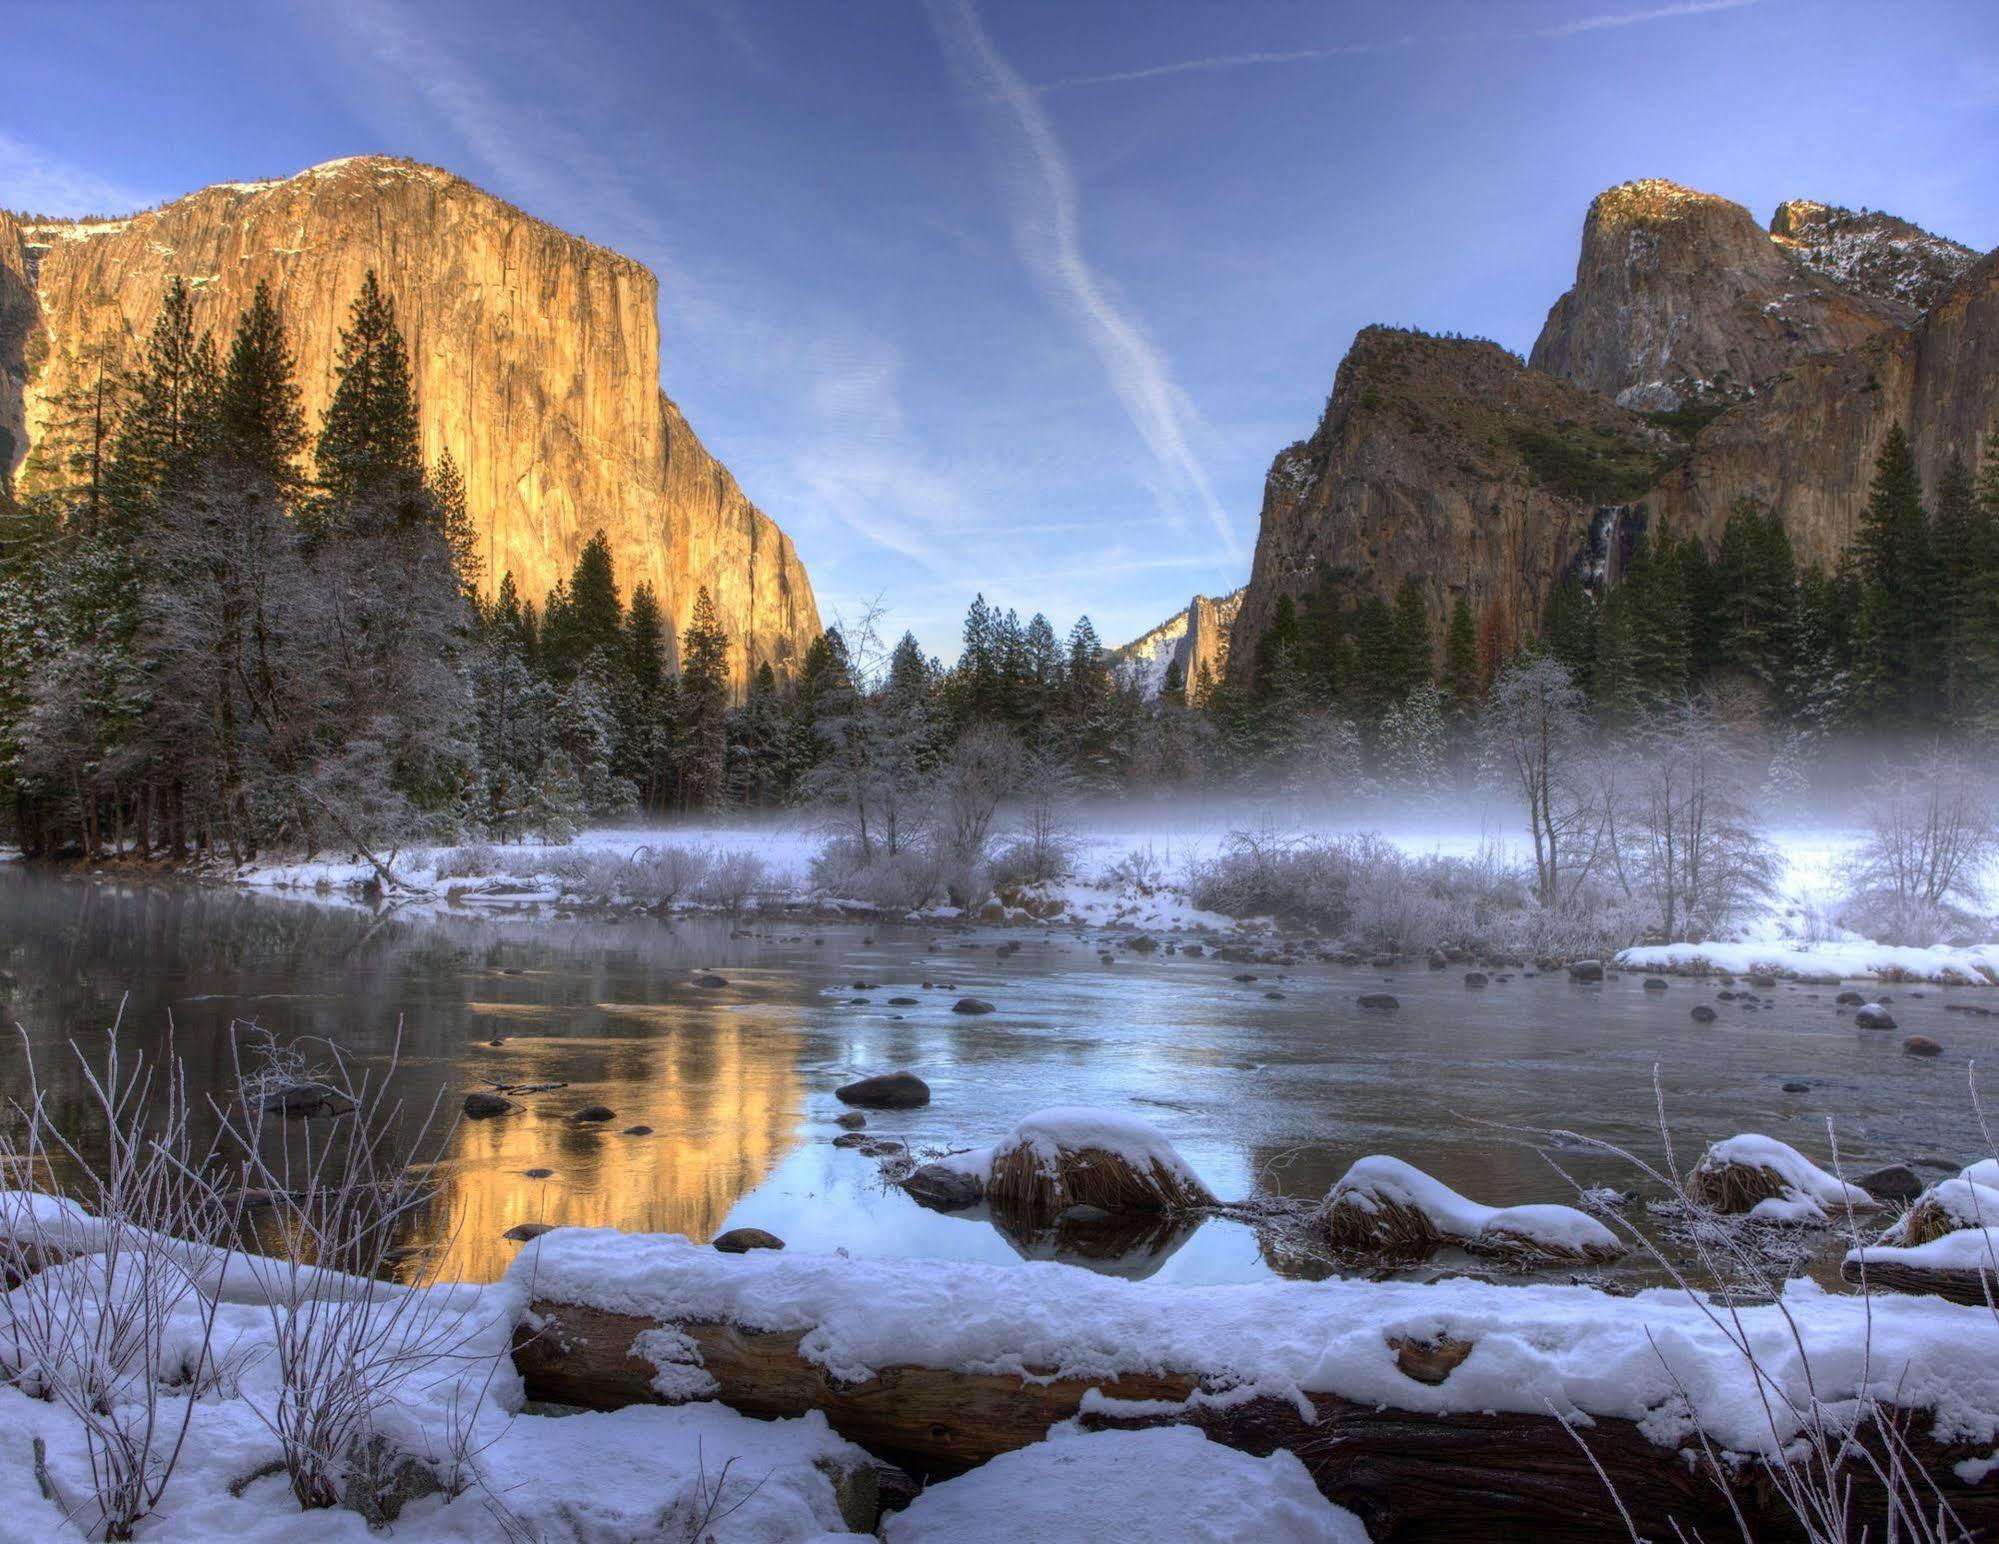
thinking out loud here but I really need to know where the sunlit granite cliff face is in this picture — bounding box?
[2,156,820,683]
[1528,178,1908,412]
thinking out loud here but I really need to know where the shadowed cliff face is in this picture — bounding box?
[1651,250,1999,571]
[1529,179,1907,411]
[3,156,820,685]
[1229,327,1680,673]
[1228,180,1994,684]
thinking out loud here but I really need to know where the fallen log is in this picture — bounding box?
[513,1303,1197,1471]
[1842,1255,1997,1307]
[514,1298,1999,1540]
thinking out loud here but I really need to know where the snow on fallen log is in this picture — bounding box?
[1687,1134,1877,1222]
[1843,1158,1999,1304]
[1313,1155,1623,1264]
[508,1230,1999,1538]
[882,1425,1369,1543]
[1845,1226,1999,1306]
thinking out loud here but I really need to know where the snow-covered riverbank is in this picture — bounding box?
[224,809,1999,984]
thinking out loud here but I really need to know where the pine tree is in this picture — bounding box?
[675,586,730,809]
[1932,454,1990,726]
[313,270,424,529]
[1347,592,1400,721]
[1541,579,1596,681]
[1442,590,1479,719]
[430,448,479,593]
[110,276,218,519]
[214,280,305,496]
[542,530,623,681]
[1712,500,1796,690]
[1851,423,1936,723]
[1389,575,1433,697]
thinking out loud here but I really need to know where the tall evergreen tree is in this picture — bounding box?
[214,280,305,496]
[1850,423,1936,723]
[313,270,424,529]
[1931,453,1992,726]
[675,586,731,809]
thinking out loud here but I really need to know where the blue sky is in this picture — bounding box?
[5,0,1997,659]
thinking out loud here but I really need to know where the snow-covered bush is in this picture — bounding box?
[810,835,945,911]
[431,842,499,880]
[0,1026,231,1541]
[696,850,770,917]
[622,843,713,908]
[1840,747,1999,945]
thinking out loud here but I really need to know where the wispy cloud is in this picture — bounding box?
[925,0,1239,559]
[0,132,152,216]
[1539,0,1758,38]
[1034,0,1759,95]
[1038,37,1415,96]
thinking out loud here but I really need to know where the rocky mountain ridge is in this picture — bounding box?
[1113,588,1243,701]
[0,156,821,685]
[1228,178,1994,683]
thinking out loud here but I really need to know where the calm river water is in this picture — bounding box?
[0,866,1987,1286]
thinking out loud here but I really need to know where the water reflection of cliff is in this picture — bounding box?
[436,1011,804,1282]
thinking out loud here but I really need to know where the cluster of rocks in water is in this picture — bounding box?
[452,927,1982,1262]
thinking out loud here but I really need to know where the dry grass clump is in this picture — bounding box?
[1315,1192,1447,1258]
[1687,1158,1794,1215]
[985,1143,1213,1226]
[1880,1179,1999,1247]
[1477,1218,1625,1266]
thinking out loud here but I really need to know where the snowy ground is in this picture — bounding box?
[10,1190,1999,1542]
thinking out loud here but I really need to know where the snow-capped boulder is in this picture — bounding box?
[1688,1134,1876,1222]
[1315,1155,1623,1264]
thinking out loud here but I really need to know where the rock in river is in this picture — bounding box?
[712,1228,785,1254]
[835,1071,931,1109]
[903,1162,984,1212]
[1358,993,1399,1011]
[1855,1003,1897,1030]
[952,997,996,1015]
[462,1092,515,1119]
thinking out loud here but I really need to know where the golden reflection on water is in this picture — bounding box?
[427,1004,805,1282]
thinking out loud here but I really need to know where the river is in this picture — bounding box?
[0,865,1985,1286]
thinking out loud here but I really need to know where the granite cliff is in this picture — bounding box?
[1229,179,1993,678]
[1113,588,1242,702]
[2,156,820,684]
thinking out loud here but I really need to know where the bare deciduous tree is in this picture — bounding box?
[1624,697,1778,941]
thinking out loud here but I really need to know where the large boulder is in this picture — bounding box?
[835,1072,931,1110]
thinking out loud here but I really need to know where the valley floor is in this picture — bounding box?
[230,802,1999,984]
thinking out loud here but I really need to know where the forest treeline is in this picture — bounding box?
[2,276,1996,869]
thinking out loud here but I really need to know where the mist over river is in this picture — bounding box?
[1,865,1986,1287]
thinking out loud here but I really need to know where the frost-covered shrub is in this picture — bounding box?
[989,835,1073,888]
[1104,846,1167,897]
[811,836,944,911]
[696,850,769,916]
[542,848,629,896]
[431,843,498,880]
[1839,747,1999,944]
[621,844,713,908]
